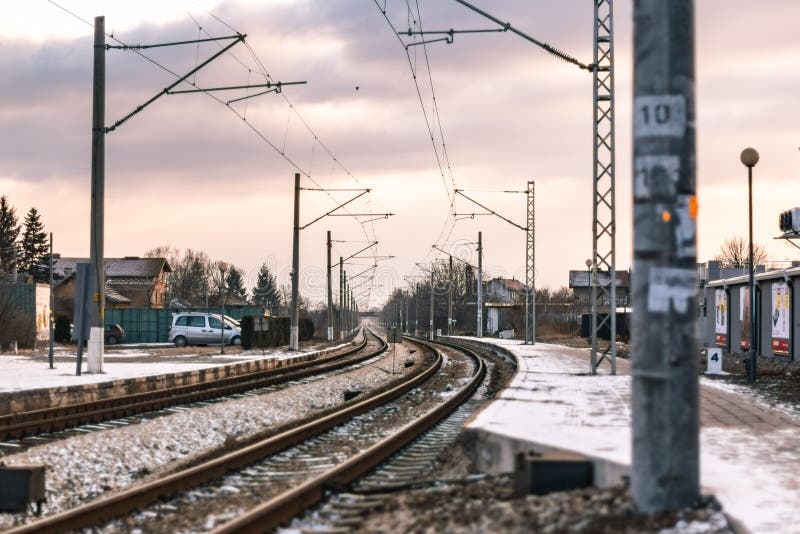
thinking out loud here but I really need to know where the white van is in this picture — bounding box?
[169,312,241,347]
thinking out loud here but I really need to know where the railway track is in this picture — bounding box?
[2,334,509,534]
[4,331,441,534]
[0,329,383,448]
[211,337,493,534]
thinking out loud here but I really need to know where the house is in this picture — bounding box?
[53,257,171,315]
[568,269,631,307]
[484,277,528,335]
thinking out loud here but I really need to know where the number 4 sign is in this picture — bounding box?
[706,348,723,375]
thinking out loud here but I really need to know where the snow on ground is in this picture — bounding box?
[0,340,416,528]
[0,342,353,393]
[0,356,221,392]
[463,337,800,534]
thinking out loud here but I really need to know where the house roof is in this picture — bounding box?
[706,266,800,288]
[487,278,527,292]
[54,257,171,280]
[569,270,631,289]
[105,287,132,304]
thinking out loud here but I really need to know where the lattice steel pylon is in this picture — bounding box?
[590,0,617,375]
[525,180,535,344]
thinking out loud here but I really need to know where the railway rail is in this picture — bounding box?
[4,330,441,534]
[212,336,490,533]
[0,330,381,445]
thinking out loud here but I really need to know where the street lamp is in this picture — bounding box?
[740,147,759,383]
[585,258,593,340]
[217,261,229,355]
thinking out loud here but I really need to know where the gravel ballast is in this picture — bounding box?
[0,338,425,529]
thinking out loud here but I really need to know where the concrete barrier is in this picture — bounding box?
[0,342,355,414]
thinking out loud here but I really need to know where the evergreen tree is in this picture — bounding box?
[20,207,49,282]
[252,263,279,311]
[225,266,248,300]
[0,196,20,274]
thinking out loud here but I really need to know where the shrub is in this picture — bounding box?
[54,314,71,343]
[240,315,298,349]
[299,318,315,341]
[0,312,36,349]
[240,315,255,349]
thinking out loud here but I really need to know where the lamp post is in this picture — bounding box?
[217,261,229,355]
[585,258,593,341]
[741,147,759,383]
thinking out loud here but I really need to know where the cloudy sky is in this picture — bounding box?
[2,0,798,308]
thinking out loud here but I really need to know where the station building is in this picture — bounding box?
[700,260,800,361]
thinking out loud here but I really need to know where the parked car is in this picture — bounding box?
[70,323,125,345]
[168,312,241,347]
[104,324,125,345]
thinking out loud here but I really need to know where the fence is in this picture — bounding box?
[104,307,266,344]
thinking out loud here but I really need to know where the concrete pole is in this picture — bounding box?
[219,263,227,355]
[414,283,419,337]
[477,231,483,337]
[632,0,699,512]
[429,270,434,340]
[343,274,348,335]
[48,232,54,369]
[289,172,300,351]
[339,257,344,340]
[447,256,453,336]
[326,231,333,341]
[87,16,105,374]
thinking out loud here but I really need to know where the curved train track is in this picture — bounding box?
[2,333,508,534]
[212,336,488,533]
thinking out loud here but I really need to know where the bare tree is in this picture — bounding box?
[713,237,768,269]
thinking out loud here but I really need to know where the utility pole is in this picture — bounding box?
[339,257,344,340]
[477,231,483,337]
[326,231,333,341]
[429,270,435,340]
[447,255,453,336]
[397,289,405,333]
[525,181,535,344]
[87,16,106,374]
[632,0,698,512]
[591,0,617,374]
[344,274,349,335]
[414,283,419,337]
[289,172,300,351]
[48,233,54,369]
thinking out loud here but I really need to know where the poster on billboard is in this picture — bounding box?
[740,286,751,350]
[714,289,727,347]
[771,282,790,354]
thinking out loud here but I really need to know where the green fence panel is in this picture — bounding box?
[105,307,265,344]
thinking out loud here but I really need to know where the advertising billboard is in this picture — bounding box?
[714,289,727,348]
[740,286,752,350]
[771,282,790,355]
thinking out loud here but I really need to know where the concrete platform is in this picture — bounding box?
[458,337,800,534]
[0,340,356,413]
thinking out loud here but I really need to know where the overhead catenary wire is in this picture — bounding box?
[47,0,385,306]
[374,0,462,273]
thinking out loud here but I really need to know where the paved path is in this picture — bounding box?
[463,338,800,534]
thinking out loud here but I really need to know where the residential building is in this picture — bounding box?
[53,257,171,316]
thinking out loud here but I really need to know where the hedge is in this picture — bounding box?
[55,314,71,344]
[240,316,315,349]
